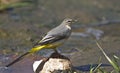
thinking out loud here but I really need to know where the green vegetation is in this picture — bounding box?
[90,41,120,73]
[0,2,31,10]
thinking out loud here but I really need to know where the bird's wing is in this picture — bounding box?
[33,25,71,47]
[33,34,67,47]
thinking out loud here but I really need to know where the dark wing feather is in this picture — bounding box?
[33,35,67,47]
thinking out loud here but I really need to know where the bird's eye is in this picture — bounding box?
[67,21,71,22]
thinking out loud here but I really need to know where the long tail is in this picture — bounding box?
[5,52,30,67]
[5,45,46,67]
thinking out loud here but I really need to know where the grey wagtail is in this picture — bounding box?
[6,18,76,67]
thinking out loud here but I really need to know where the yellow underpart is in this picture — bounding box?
[29,43,61,53]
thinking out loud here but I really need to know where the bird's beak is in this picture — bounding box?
[72,19,78,23]
[74,19,78,22]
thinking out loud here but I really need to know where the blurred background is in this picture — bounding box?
[0,0,120,73]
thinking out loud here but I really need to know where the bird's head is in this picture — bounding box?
[62,18,77,25]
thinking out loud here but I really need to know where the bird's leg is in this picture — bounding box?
[53,49,58,53]
[53,49,62,58]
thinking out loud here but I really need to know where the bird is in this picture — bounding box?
[5,18,76,67]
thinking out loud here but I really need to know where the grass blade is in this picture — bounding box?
[96,41,120,73]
